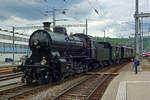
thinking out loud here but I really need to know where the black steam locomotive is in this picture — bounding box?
[14,22,134,84]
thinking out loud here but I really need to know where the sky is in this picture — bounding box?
[0,0,150,38]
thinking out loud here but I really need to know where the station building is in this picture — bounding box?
[0,29,30,62]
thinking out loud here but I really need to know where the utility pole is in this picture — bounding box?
[12,27,15,63]
[141,16,144,66]
[46,7,68,28]
[135,0,140,59]
[86,19,88,35]
[83,29,85,34]
[139,19,142,54]
[139,19,143,55]
[104,30,106,42]
[52,7,56,27]
[141,14,144,55]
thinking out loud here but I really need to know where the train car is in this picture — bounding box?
[95,42,111,66]
[96,42,122,65]
[121,46,134,61]
[13,22,135,85]
[111,45,122,63]
[131,48,134,58]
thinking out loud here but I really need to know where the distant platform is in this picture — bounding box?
[0,62,19,68]
[102,59,150,100]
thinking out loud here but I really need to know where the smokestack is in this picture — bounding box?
[43,22,51,31]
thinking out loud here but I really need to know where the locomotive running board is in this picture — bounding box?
[86,72,119,75]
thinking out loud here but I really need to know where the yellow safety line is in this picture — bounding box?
[86,72,119,75]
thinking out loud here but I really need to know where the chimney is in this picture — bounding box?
[43,22,51,31]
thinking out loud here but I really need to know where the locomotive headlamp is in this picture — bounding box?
[41,56,47,65]
[34,39,38,46]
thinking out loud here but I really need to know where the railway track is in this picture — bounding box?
[0,66,17,75]
[51,75,104,100]
[0,66,22,82]
[0,72,22,82]
[0,83,36,100]
[0,76,87,100]
[0,71,12,75]
[0,63,128,100]
[52,63,127,100]
[0,74,87,100]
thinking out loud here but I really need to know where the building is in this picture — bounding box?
[0,29,30,62]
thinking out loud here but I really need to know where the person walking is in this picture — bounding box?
[133,58,139,74]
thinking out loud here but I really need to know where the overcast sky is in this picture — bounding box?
[0,0,150,38]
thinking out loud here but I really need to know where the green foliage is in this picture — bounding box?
[96,37,134,46]
[95,37,149,52]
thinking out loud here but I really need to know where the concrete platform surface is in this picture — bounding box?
[127,82,150,100]
[102,61,150,100]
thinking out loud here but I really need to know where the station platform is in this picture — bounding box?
[102,59,150,100]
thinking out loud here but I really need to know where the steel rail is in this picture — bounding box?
[51,75,94,100]
[0,73,22,82]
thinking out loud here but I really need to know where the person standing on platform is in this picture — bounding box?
[133,58,139,74]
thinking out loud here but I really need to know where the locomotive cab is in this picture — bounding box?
[53,26,67,35]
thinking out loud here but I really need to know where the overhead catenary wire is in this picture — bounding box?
[41,0,69,22]
[63,0,83,22]
[86,0,102,17]
[18,0,56,21]
[18,0,45,17]
[94,0,105,16]
[62,0,89,23]
[146,0,149,12]
[62,0,105,24]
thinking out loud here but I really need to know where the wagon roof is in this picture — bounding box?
[73,33,92,39]
[122,46,133,49]
[97,42,111,47]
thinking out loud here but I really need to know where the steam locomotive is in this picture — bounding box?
[14,22,134,84]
